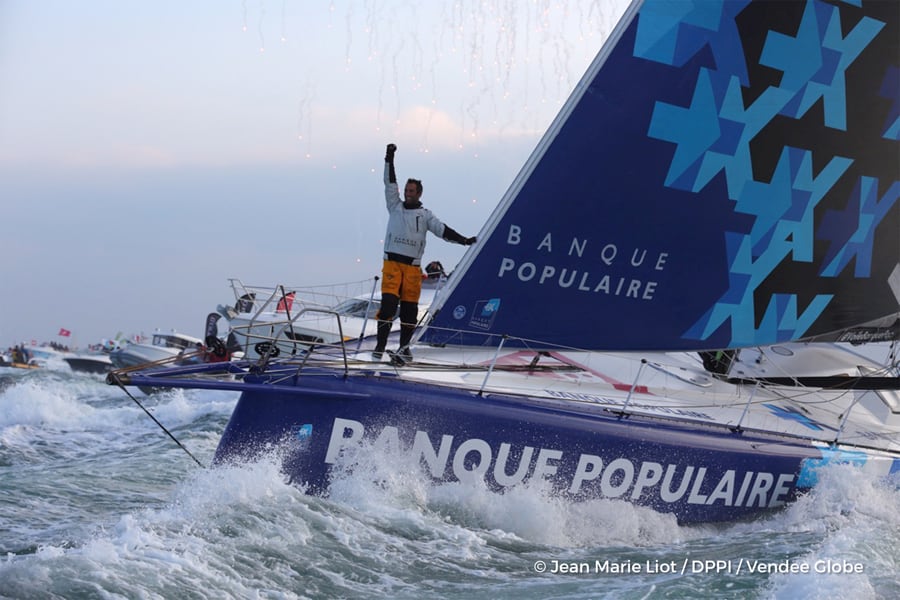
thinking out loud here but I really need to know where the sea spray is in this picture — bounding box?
[2,378,898,599]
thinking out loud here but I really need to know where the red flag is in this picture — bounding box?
[58,328,71,337]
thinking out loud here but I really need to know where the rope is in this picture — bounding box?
[108,372,205,468]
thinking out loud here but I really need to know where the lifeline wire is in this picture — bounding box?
[109,373,204,468]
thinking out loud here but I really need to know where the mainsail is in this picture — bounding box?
[422,0,899,351]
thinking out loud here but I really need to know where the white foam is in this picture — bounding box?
[0,377,98,429]
[142,388,240,428]
[731,464,900,599]
[324,434,698,549]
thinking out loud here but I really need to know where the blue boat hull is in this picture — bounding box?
[213,368,823,524]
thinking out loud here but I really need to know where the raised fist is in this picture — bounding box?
[385,143,397,162]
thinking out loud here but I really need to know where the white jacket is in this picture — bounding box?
[383,163,446,264]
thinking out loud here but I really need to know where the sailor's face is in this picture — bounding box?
[404,183,420,203]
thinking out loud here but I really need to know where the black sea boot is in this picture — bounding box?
[373,320,391,360]
[373,294,399,360]
[390,301,418,365]
[396,324,415,363]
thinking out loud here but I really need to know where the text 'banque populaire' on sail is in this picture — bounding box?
[497,224,670,300]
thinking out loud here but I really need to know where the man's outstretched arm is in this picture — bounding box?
[442,225,476,245]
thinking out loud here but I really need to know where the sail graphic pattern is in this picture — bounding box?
[640,0,897,346]
[424,0,898,351]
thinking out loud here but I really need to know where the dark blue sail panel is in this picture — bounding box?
[424,0,899,351]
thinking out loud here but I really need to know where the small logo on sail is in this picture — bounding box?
[469,298,501,330]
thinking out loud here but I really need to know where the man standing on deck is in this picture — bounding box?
[375,143,476,363]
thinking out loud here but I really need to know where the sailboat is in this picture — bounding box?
[109,0,899,523]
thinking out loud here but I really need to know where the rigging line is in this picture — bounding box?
[108,373,205,468]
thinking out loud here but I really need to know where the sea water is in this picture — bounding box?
[1,367,897,599]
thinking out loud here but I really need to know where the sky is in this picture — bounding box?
[0,0,629,349]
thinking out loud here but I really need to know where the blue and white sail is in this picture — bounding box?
[423,0,899,351]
